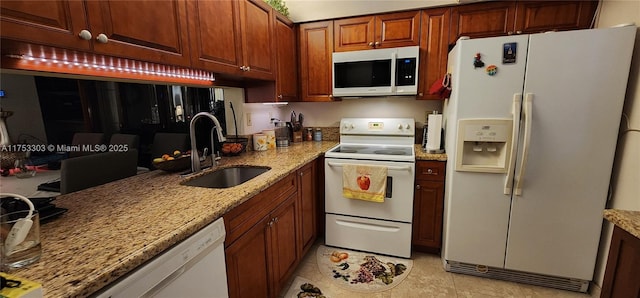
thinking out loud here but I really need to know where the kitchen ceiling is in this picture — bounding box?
[286,0,481,22]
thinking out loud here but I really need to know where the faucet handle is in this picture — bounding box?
[200,147,209,162]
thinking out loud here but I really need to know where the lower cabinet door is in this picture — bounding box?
[269,194,299,296]
[412,180,444,252]
[226,216,271,298]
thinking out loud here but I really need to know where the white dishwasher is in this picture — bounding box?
[94,218,228,298]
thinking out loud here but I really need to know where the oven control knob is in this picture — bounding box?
[405,124,411,130]
[397,124,403,130]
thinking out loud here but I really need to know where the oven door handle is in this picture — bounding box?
[327,162,412,171]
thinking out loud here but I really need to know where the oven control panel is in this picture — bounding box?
[340,118,414,136]
[368,122,384,130]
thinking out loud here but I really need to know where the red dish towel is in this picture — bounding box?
[342,164,387,203]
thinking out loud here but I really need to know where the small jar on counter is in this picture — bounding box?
[314,128,322,141]
[306,128,313,141]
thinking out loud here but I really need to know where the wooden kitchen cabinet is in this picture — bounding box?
[224,171,301,298]
[514,1,598,34]
[1,0,191,67]
[238,0,277,80]
[412,161,446,253]
[333,10,420,52]
[268,193,298,296]
[297,160,317,256]
[0,0,91,51]
[188,0,275,80]
[217,195,298,298]
[416,7,450,100]
[84,0,191,67]
[298,20,335,102]
[450,1,598,43]
[225,215,271,298]
[187,0,243,75]
[450,1,517,43]
[275,14,299,101]
[601,225,640,298]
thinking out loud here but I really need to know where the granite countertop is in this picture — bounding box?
[604,209,640,239]
[10,141,336,298]
[9,141,446,297]
[414,144,447,161]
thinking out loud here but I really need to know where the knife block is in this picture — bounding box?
[292,131,303,143]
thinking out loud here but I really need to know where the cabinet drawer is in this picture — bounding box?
[416,161,445,181]
[224,172,297,245]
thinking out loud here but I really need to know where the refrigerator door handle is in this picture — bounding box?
[514,93,533,196]
[504,93,522,195]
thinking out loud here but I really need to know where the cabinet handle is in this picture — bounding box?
[427,168,433,174]
[96,33,109,43]
[299,172,303,176]
[516,31,522,34]
[274,217,279,223]
[78,30,92,40]
[374,41,380,47]
[416,184,421,190]
[418,92,423,97]
[368,42,374,47]
[267,219,274,227]
[508,31,514,35]
[245,66,250,71]
[278,94,283,99]
[240,66,245,71]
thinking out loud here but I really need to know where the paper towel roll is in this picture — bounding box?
[426,114,442,152]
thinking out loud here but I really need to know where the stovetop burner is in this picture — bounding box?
[325,118,416,162]
[327,144,415,161]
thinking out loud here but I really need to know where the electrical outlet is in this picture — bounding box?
[246,113,252,126]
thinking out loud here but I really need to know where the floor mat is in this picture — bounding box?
[282,276,331,298]
[316,245,413,293]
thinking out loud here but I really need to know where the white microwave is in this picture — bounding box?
[332,46,419,97]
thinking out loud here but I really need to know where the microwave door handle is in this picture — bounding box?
[390,51,397,92]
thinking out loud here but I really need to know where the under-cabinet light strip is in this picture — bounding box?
[5,54,215,82]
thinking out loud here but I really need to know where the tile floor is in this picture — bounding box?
[282,242,600,298]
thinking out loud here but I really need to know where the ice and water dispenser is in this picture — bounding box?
[455,119,512,173]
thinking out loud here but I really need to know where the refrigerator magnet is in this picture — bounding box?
[473,53,485,68]
[486,65,498,76]
[503,43,517,64]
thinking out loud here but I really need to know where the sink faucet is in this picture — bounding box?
[190,112,226,173]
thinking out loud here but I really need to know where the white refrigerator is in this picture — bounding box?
[442,25,636,292]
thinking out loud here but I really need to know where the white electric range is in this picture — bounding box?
[324,118,416,258]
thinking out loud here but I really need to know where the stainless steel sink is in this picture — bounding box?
[182,166,270,188]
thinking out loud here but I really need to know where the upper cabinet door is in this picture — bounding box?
[187,0,243,74]
[417,7,450,100]
[299,21,334,102]
[514,1,598,34]
[85,0,191,67]
[333,11,420,52]
[275,15,298,101]
[0,0,91,51]
[238,0,276,80]
[333,15,376,52]
[450,1,517,43]
[374,10,421,49]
